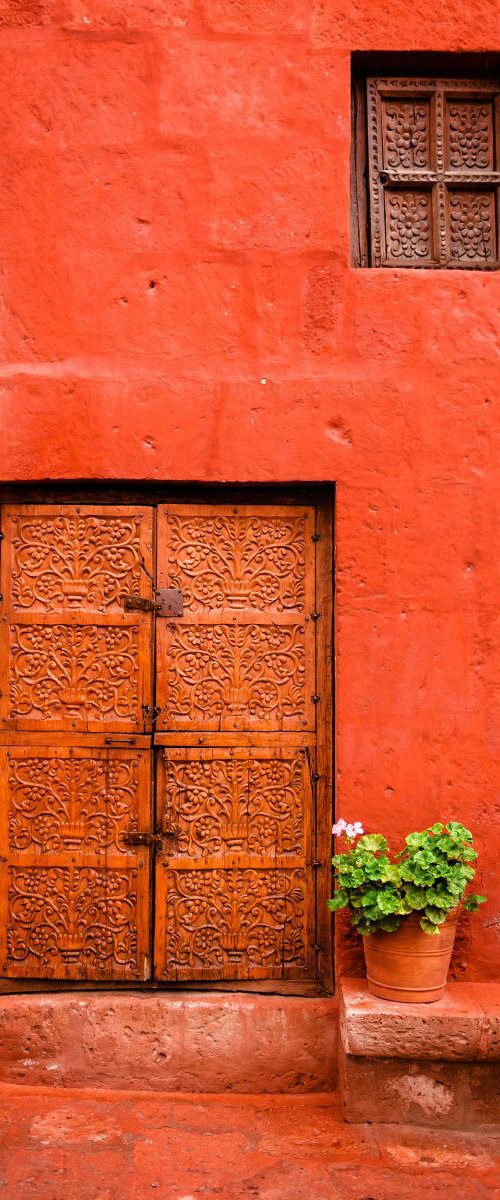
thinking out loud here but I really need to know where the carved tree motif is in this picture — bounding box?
[165,753,305,857]
[154,503,317,983]
[165,624,306,728]
[9,514,144,611]
[163,868,306,976]
[166,513,307,612]
[9,625,139,722]
[0,743,151,981]
[0,505,153,733]
[6,867,139,974]
[368,78,500,267]
[8,755,140,854]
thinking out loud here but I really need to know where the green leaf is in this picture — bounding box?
[327,891,348,912]
[380,916,402,932]
[405,832,426,849]
[463,894,487,911]
[380,861,400,884]
[425,888,452,909]
[357,834,389,853]
[420,917,441,935]
[423,906,448,925]
[447,822,473,841]
[376,890,400,915]
[403,886,427,910]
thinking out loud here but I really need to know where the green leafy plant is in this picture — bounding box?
[328,819,486,936]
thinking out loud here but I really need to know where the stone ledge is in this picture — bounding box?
[0,991,338,1093]
[340,978,500,1062]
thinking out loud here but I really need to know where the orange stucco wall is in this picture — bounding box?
[0,1,498,979]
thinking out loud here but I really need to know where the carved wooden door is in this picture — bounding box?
[153,504,320,982]
[0,505,155,981]
[0,499,331,987]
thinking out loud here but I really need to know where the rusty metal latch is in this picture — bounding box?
[122,588,183,617]
[122,831,163,848]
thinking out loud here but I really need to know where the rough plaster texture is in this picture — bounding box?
[340,978,500,1060]
[0,992,337,1092]
[0,1,499,982]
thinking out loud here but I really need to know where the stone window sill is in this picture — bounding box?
[340,978,500,1062]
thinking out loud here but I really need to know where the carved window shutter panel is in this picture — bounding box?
[154,504,318,982]
[367,77,500,267]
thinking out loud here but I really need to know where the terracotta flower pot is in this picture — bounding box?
[363,910,459,1003]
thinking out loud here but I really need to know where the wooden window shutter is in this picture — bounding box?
[367,77,500,268]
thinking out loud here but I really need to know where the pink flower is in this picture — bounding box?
[345,821,364,839]
[332,818,347,836]
[332,818,365,839]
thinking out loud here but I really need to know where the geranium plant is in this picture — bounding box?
[328,820,486,936]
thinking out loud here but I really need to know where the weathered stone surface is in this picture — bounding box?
[0,993,338,1093]
[342,1052,500,1129]
[2,1087,500,1200]
[340,979,500,1061]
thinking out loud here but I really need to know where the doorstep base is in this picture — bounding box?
[341,1048,500,1129]
[0,990,338,1094]
[339,977,500,1128]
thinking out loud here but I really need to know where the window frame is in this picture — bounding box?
[352,60,500,270]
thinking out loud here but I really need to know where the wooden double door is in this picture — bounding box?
[0,499,332,987]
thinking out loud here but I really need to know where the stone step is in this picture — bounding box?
[0,991,338,1094]
[340,979,500,1129]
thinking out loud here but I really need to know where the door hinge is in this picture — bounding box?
[123,588,183,617]
[122,831,163,848]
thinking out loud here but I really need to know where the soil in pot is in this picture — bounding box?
[363,910,458,1003]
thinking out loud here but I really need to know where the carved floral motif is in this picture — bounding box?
[166,624,306,727]
[384,101,429,169]
[369,78,500,267]
[387,192,431,260]
[6,867,139,973]
[166,755,305,856]
[449,193,494,260]
[10,514,144,611]
[8,756,140,853]
[9,625,139,722]
[164,868,306,973]
[448,104,492,170]
[167,514,307,611]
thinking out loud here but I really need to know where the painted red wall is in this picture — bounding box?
[0,0,498,979]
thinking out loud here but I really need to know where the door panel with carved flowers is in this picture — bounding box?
[0,504,155,981]
[154,505,320,982]
[0,745,152,980]
[0,505,154,733]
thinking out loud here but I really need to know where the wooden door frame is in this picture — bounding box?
[0,484,335,996]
